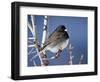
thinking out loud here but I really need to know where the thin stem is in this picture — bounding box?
[28,45,35,47]
[33,60,37,66]
[67,43,74,65]
[79,54,84,64]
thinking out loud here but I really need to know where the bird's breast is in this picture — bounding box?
[46,39,69,53]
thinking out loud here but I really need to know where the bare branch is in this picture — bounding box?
[27,21,34,36]
[38,16,49,66]
[28,48,34,55]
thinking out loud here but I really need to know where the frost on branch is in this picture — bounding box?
[67,43,74,65]
[67,43,84,65]
[28,15,49,66]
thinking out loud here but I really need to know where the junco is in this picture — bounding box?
[40,25,69,58]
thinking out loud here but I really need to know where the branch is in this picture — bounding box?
[41,16,48,47]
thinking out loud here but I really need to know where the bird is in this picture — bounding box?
[40,25,69,58]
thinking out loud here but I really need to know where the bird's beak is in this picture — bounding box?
[65,29,67,32]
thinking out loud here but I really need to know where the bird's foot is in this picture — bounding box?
[55,49,62,59]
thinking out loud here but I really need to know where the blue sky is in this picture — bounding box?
[28,15,88,66]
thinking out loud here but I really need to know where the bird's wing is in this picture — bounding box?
[44,31,64,47]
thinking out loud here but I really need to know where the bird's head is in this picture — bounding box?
[57,25,67,32]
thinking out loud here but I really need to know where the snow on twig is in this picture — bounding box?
[79,54,84,64]
[28,45,35,47]
[67,43,74,65]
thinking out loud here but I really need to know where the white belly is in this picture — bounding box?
[46,39,69,53]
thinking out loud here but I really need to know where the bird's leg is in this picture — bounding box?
[55,49,62,59]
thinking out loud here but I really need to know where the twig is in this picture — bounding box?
[32,50,37,54]
[28,37,34,40]
[28,41,33,43]
[33,60,37,66]
[28,48,34,55]
[28,45,35,47]
[27,21,34,36]
[67,43,74,65]
[68,55,74,65]
[79,54,84,64]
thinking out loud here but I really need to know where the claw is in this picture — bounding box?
[55,49,62,59]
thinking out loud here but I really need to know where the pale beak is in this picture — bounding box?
[65,29,67,32]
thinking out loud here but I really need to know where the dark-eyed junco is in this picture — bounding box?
[40,25,69,58]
